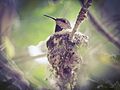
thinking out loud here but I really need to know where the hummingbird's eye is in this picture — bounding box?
[61,19,66,23]
[63,20,66,23]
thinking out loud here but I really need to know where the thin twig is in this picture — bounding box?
[70,0,92,39]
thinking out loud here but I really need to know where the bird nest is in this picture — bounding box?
[47,31,88,89]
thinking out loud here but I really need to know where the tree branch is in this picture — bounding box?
[79,0,120,49]
[87,12,120,49]
[70,0,92,39]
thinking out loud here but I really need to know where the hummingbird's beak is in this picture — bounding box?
[44,15,56,20]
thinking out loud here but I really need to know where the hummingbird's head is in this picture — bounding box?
[44,15,71,32]
[55,18,71,29]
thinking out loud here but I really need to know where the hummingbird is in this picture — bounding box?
[44,15,71,32]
